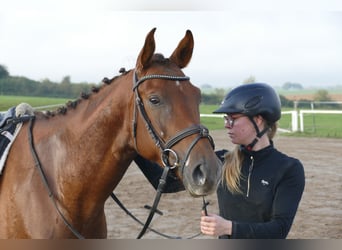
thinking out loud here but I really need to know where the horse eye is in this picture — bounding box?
[149,96,160,105]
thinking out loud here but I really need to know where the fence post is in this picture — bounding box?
[299,110,304,132]
[291,111,298,132]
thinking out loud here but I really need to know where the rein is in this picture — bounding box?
[27,117,85,239]
[111,193,209,239]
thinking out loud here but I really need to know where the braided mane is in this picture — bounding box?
[41,68,130,117]
[40,53,168,118]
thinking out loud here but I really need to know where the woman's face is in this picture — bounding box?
[224,114,261,146]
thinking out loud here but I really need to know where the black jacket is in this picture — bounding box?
[135,143,305,239]
[217,145,305,239]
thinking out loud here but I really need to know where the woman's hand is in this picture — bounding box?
[200,211,232,237]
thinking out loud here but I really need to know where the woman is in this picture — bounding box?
[135,83,305,239]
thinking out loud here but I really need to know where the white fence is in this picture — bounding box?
[200,112,298,132]
[279,111,298,133]
[200,112,297,133]
[201,110,342,133]
[298,110,342,132]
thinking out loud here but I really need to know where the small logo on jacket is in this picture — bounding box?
[261,179,269,186]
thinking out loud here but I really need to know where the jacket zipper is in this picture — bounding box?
[246,156,254,197]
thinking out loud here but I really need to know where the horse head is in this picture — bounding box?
[132,28,221,197]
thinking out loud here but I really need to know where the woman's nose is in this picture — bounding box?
[225,121,232,129]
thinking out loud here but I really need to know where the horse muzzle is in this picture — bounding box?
[181,154,222,197]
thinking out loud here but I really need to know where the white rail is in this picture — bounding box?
[299,110,342,132]
[200,111,298,132]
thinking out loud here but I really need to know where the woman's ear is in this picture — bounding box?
[254,115,265,127]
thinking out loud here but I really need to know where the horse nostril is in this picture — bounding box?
[192,164,206,186]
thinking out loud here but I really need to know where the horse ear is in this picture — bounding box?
[136,28,156,73]
[169,30,194,69]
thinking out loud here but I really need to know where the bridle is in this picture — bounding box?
[128,70,215,238]
[132,70,215,170]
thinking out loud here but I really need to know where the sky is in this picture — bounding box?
[0,0,342,89]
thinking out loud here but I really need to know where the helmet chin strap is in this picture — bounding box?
[245,116,269,151]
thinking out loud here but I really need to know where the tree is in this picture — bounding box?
[282,82,303,90]
[279,94,293,108]
[313,89,331,102]
[201,84,212,89]
[0,64,9,78]
[61,75,71,85]
[243,75,256,84]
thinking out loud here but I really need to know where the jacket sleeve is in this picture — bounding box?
[215,149,228,163]
[231,159,305,239]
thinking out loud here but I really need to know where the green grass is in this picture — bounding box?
[1,96,341,138]
[0,95,68,111]
[288,113,342,138]
[199,104,224,130]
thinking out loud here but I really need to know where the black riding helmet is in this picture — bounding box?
[214,83,281,123]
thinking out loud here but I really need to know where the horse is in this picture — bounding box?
[0,28,221,238]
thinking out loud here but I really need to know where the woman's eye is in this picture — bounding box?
[149,96,160,105]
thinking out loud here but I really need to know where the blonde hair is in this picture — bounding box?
[221,122,278,194]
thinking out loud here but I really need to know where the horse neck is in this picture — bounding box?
[34,74,136,201]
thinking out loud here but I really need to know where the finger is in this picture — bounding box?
[201,225,215,236]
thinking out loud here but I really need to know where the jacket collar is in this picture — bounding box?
[240,140,275,162]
